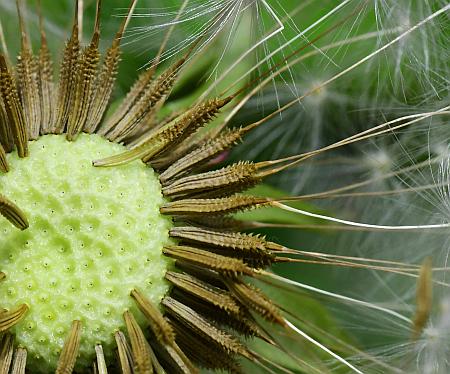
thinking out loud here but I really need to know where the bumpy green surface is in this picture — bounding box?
[0,134,173,372]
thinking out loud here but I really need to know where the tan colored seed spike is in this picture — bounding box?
[172,289,267,344]
[174,261,224,289]
[144,324,197,374]
[0,304,29,332]
[123,310,154,374]
[37,0,55,135]
[10,348,27,374]
[0,195,29,230]
[94,97,232,167]
[53,1,81,133]
[128,109,184,149]
[155,116,263,177]
[163,296,252,359]
[85,0,138,133]
[130,288,176,346]
[224,279,286,326]
[100,68,157,140]
[0,272,5,281]
[0,105,14,153]
[114,331,134,374]
[95,345,108,374]
[138,131,199,172]
[165,271,243,316]
[0,55,28,157]
[160,344,197,374]
[0,144,8,172]
[160,195,269,216]
[15,0,41,140]
[0,333,14,373]
[67,0,102,141]
[169,226,275,265]
[163,245,254,277]
[169,318,242,373]
[413,257,433,339]
[104,57,187,142]
[182,216,252,231]
[55,320,82,374]
[159,127,244,184]
[162,161,260,198]
[143,97,233,162]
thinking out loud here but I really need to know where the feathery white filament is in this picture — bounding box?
[199,0,285,100]
[213,0,355,94]
[284,319,363,374]
[264,272,412,324]
[310,3,450,95]
[274,202,450,231]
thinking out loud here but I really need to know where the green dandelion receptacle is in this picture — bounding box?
[0,135,172,371]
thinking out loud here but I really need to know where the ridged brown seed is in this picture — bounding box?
[160,195,269,216]
[162,161,260,199]
[0,55,28,157]
[149,134,204,173]
[94,97,232,167]
[0,304,28,332]
[174,261,225,289]
[160,127,245,183]
[55,320,82,374]
[0,144,8,172]
[67,1,101,140]
[100,62,157,137]
[163,245,254,277]
[224,279,286,326]
[84,41,120,133]
[0,104,14,153]
[127,109,183,149]
[10,347,27,374]
[169,318,242,373]
[106,58,186,142]
[165,271,243,316]
[84,0,137,133]
[16,0,41,140]
[15,51,40,140]
[162,296,252,359]
[169,226,275,265]
[0,195,29,230]
[130,288,175,346]
[123,310,155,374]
[145,326,198,374]
[181,216,250,231]
[37,15,55,135]
[145,97,233,163]
[94,345,107,374]
[171,288,266,341]
[0,333,14,373]
[114,331,134,374]
[53,9,80,133]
